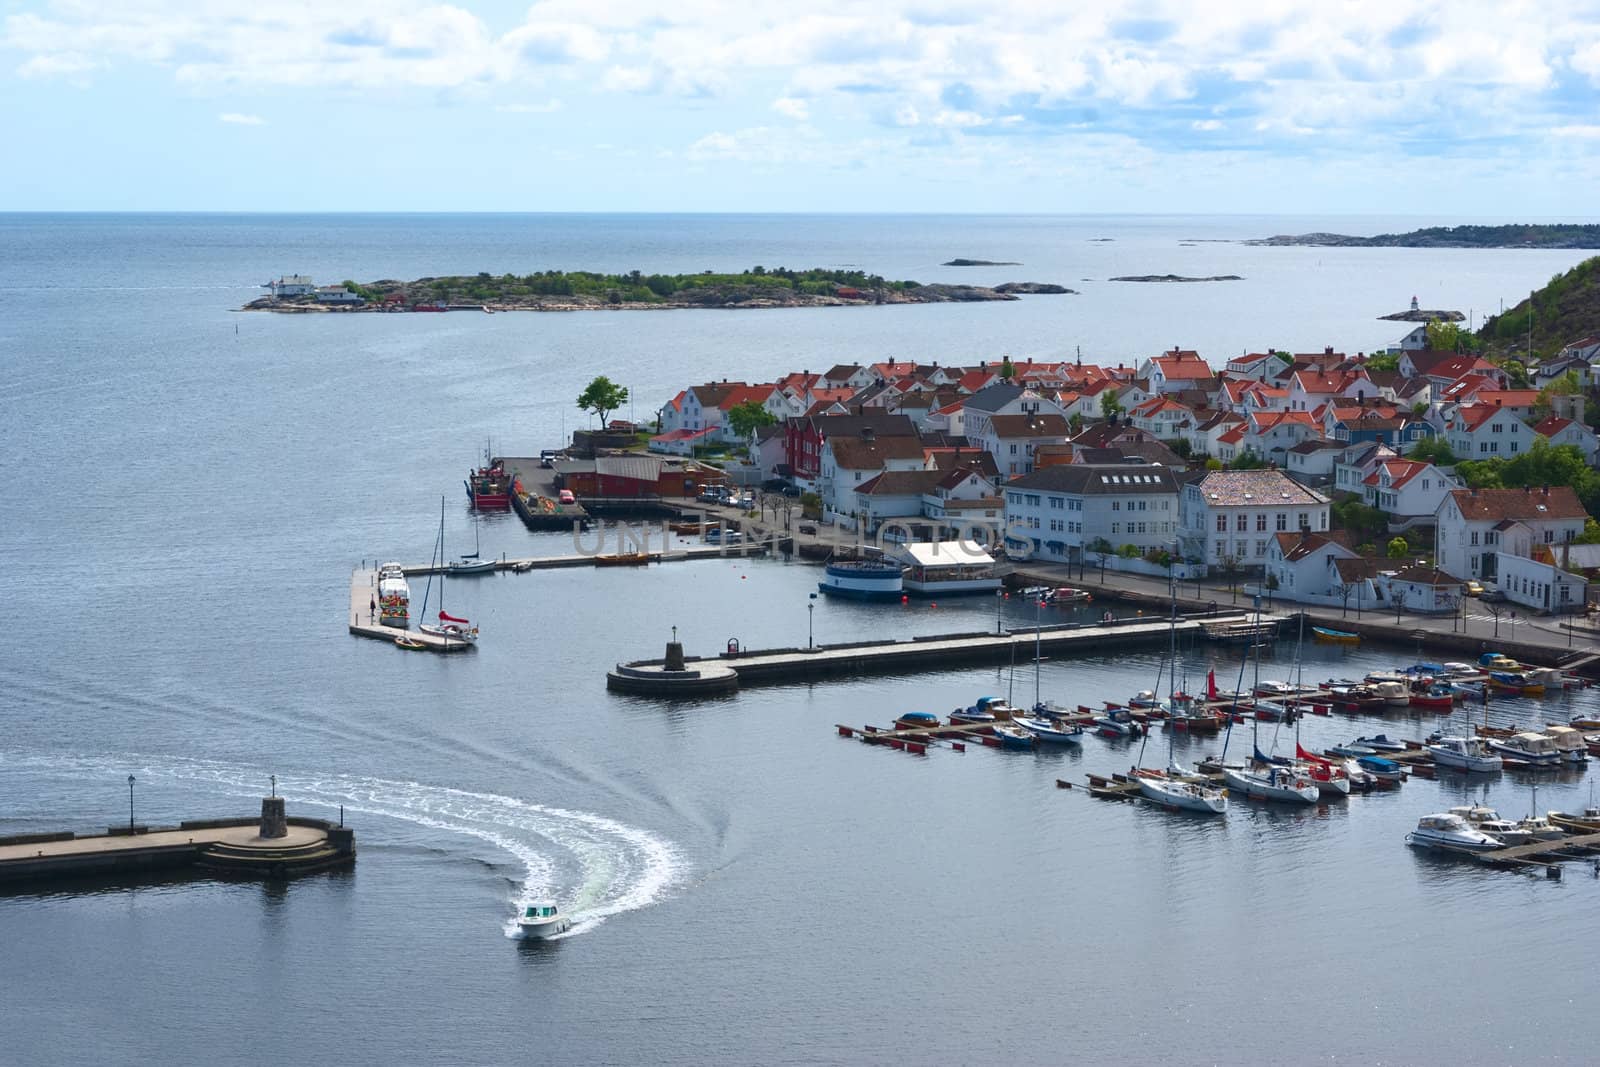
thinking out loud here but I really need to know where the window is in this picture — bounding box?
[1111,523,1120,535]
[1216,515,1227,532]
[1545,530,1555,543]
[1510,442,1519,454]
[1025,494,1040,507]
[1480,442,1488,453]
[1471,531,1479,546]
[1297,512,1307,528]
[1049,496,1063,509]
[1256,514,1267,532]
[1010,444,1018,454]
[1215,540,1226,557]
[1276,513,1288,531]
[1491,423,1502,433]
[1256,540,1267,556]
[1236,514,1248,531]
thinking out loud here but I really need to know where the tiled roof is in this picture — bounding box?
[828,435,927,470]
[1193,469,1330,506]
[1388,565,1464,587]
[1447,486,1587,522]
[1533,414,1575,436]
[1273,530,1352,561]
[1006,464,1180,494]
[988,413,1073,438]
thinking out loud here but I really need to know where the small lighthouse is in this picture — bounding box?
[1410,294,1419,312]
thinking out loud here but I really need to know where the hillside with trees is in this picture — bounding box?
[1477,256,1600,361]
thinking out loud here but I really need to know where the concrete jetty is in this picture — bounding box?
[608,612,1269,695]
[0,798,355,886]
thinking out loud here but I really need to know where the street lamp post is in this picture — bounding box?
[127,775,135,830]
[808,592,817,649]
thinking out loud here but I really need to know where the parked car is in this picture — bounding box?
[1465,579,1484,597]
[1480,586,1508,603]
[558,489,575,505]
[780,484,801,497]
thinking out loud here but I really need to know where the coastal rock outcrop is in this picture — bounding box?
[1378,309,1466,322]
[993,282,1075,294]
[1110,274,1242,283]
[942,258,1021,266]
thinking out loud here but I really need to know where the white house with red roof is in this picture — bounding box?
[819,364,874,390]
[832,466,999,535]
[975,413,1074,477]
[1444,404,1532,460]
[1286,367,1377,412]
[1399,350,1502,387]
[1127,396,1194,440]
[1239,410,1320,464]
[1435,486,1587,582]
[1558,335,1600,362]
[1140,348,1214,394]
[1362,458,1460,520]
[1265,530,1359,603]
[955,367,1001,394]
[1532,413,1600,462]
[1225,351,1283,381]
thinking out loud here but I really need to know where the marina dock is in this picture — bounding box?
[0,799,354,886]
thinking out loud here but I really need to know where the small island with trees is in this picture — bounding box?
[243,267,1028,313]
[1247,224,1600,248]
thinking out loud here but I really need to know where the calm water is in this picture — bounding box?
[3,214,1599,1065]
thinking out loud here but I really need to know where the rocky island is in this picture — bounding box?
[993,282,1076,294]
[1110,274,1242,283]
[243,267,1022,313]
[1246,224,1600,249]
[942,258,1021,266]
[1379,308,1465,322]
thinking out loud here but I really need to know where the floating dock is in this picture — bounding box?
[0,799,354,886]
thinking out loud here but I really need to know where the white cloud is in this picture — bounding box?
[219,112,265,125]
[772,96,809,120]
[1551,124,1600,139]
[495,99,563,113]
[1191,119,1221,131]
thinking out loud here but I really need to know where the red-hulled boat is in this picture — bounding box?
[465,461,512,509]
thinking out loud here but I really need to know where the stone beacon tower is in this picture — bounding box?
[259,795,288,839]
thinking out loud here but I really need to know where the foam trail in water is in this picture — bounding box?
[0,751,683,938]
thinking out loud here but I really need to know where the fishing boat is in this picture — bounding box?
[893,711,942,731]
[594,553,650,567]
[464,458,512,509]
[1406,812,1505,852]
[1548,799,1600,833]
[1484,731,1562,767]
[1488,671,1545,696]
[377,561,410,628]
[1312,625,1360,645]
[991,722,1036,748]
[1541,725,1590,763]
[516,901,571,939]
[1354,734,1408,752]
[1426,735,1503,772]
[1014,715,1084,744]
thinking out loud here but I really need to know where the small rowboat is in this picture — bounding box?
[395,635,428,650]
[1312,626,1360,645]
[594,553,650,566]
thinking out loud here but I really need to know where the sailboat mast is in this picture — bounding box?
[1034,595,1042,709]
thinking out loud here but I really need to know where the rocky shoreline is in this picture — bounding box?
[1110,274,1242,283]
[993,282,1075,294]
[1247,224,1600,249]
[242,282,1022,313]
[1378,308,1466,322]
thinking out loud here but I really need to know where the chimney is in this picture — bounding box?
[861,427,875,442]
[1543,485,1551,495]
[1325,346,1333,356]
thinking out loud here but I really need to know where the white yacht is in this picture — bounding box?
[1426,736,1503,772]
[1136,772,1227,814]
[1541,725,1590,764]
[516,900,571,939]
[1485,732,1562,767]
[1408,812,1505,852]
[1221,765,1319,805]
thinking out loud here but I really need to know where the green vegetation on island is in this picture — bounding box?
[1478,256,1600,360]
[1249,224,1600,248]
[246,266,1027,312]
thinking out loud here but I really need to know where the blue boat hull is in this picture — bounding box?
[817,583,904,602]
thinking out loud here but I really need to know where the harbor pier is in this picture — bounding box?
[0,798,354,886]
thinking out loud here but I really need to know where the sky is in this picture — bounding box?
[3,0,1600,212]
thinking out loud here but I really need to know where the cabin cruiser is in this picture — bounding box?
[1407,813,1505,852]
[516,901,572,939]
[1541,725,1590,763]
[1484,732,1562,768]
[1426,736,1503,772]
[1447,805,1533,846]
[1014,715,1084,744]
[1355,734,1408,753]
[1370,680,1411,708]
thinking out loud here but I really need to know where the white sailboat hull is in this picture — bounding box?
[1136,776,1226,814]
[1222,767,1319,805]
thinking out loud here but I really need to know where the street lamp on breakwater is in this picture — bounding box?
[808,592,817,649]
[127,775,135,831]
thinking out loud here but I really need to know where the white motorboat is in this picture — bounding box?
[1447,805,1532,846]
[1485,732,1563,767]
[1015,715,1084,744]
[1542,725,1590,764]
[1136,772,1227,814]
[446,557,497,576]
[1426,736,1503,772]
[516,900,572,939]
[1222,765,1319,805]
[1516,814,1566,841]
[1253,680,1296,697]
[1407,812,1505,852]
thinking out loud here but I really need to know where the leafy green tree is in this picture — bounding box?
[1406,436,1458,466]
[999,355,1016,381]
[1227,451,1268,470]
[1500,360,1530,388]
[1386,536,1409,559]
[1426,319,1471,352]
[1100,391,1123,419]
[577,376,629,426]
[727,399,776,439]
[1574,517,1600,544]
[1364,351,1401,372]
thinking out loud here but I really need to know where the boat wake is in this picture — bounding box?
[0,751,683,939]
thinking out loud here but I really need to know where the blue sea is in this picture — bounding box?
[2,214,1598,1065]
